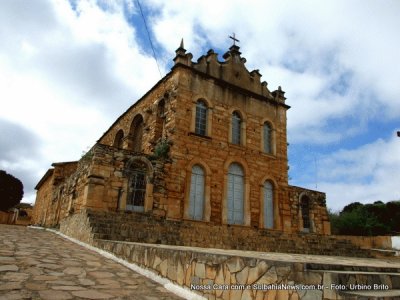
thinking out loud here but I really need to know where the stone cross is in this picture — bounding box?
[229,33,239,46]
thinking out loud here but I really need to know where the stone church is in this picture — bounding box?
[32,40,330,235]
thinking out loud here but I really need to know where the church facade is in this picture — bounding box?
[32,42,330,235]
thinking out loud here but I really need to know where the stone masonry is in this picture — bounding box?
[33,41,330,237]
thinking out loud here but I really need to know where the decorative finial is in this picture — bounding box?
[229,33,239,46]
[180,38,184,49]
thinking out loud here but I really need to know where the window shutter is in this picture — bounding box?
[227,172,235,224]
[301,197,310,229]
[227,163,244,225]
[264,123,271,153]
[264,181,274,229]
[189,165,205,220]
[232,112,241,145]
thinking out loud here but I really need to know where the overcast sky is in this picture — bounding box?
[0,0,399,211]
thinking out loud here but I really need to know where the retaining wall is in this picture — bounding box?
[93,239,400,300]
[59,209,400,299]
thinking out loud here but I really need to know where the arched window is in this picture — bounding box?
[130,115,144,152]
[113,130,124,148]
[154,99,165,142]
[189,165,205,220]
[263,122,272,154]
[232,111,242,145]
[227,163,244,225]
[301,196,311,230]
[264,181,274,229]
[157,99,165,118]
[195,100,207,136]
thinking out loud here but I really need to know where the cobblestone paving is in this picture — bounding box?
[0,225,183,300]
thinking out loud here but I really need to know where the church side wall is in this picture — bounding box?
[32,175,54,225]
[98,75,179,155]
[71,144,168,216]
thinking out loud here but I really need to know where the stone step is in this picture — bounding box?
[368,248,400,259]
[85,210,385,259]
[312,269,400,276]
[307,264,400,273]
[339,289,400,299]
[92,237,400,300]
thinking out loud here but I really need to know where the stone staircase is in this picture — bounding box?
[84,210,387,259]
[59,209,400,299]
[91,235,400,300]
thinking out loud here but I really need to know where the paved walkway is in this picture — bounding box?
[0,225,183,300]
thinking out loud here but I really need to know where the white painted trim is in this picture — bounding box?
[392,236,400,250]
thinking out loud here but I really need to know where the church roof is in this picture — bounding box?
[35,168,54,190]
[98,42,289,143]
[173,41,287,104]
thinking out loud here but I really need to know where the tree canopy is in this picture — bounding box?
[0,170,24,211]
[329,200,400,236]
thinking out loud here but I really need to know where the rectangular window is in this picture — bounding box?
[232,112,241,145]
[195,102,207,135]
[263,123,272,153]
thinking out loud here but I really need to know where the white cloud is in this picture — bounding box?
[146,0,400,146]
[317,134,400,210]
[0,0,399,211]
[0,0,161,204]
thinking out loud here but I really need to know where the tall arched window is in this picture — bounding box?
[301,196,311,230]
[154,99,165,142]
[264,181,274,229]
[195,100,207,136]
[263,122,272,154]
[189,165,205,220]
[157,99,165,117]
[130,115,144,152]
[113,130,124,148]
[227,163,244,225]
[232,111,242,145]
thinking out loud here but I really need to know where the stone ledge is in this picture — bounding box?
[93,238,400,300]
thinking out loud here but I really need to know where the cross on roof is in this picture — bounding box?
[229,33,239,46]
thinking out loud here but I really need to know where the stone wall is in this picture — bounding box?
[288,186,331,235]
[64,210,375,258]
[33,143,169,227]
[0,211,14,224]
[58,209,400,299]
[165,65,291,227]
[59,209,94,244]
[98,74,178,155]
[32,160,91,227]
[93,238,400,300]
[93,46,330,234]
[32,170,54,225]
[35,44,330,234]
[340,235,393,250]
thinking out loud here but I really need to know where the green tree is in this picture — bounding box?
[385,201,400,233]
[0,170,24,211]
[330,200,399,236]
